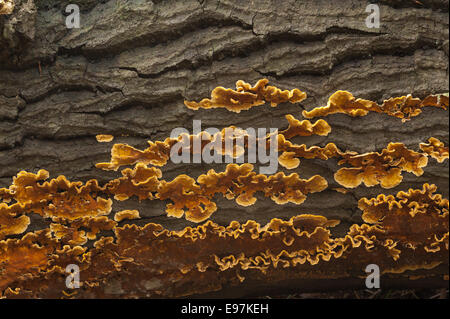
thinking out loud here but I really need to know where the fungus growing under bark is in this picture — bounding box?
[302,91,448,121]
[184,79,307,113]
[420,137,449,163]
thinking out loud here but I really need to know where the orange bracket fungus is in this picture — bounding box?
[1,163,327,225]
[0,203,30,239]
[0,184,447,298]
[105,163,162,201]
[277,136,351,170]
[96,134,115,143]
[0,76,447,298]
[107,163,328,222]
[302,91,449,121]
[0,169,111,221]
[96,115,332,172]
[0,0,14,14]
[420,137,449,163]
[96,138,178,170]
[163,163,328,222]
[95,128,249,171]
[184,78,307,113]
[114,210,141,222]
[279,115,331,139]
[334,142,428,189]
[50,216,116,246]
[358,183,448,250]
[96,128,249,171]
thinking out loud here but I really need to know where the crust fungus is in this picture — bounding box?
[302,91,449,121]
[0,229,86,293]
[184,79,307,113]
[50,216,116,245]
[0,203,30,239]
[0,187,14,203]
[0,183,447,298]
[420,137,449,163]
[0,169,111,220]
[334,142,429,188]
[96,128,248,171]
[278,137,439,187]
[96,138,178,170]
[4,189,447,298]
[105,163,162,201]
[96,134,114,143]
[114,210,141,222]
[157,163,328,222]
[277,135,353,169]
[0,0,14,14]
[358,184,448,249]
[0,77,447,297]
[96,115,332,172]
[280,115,331,139]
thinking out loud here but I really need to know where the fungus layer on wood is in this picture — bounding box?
[96,135,114,143]
[334,142,429,189]
[0,0,14,14]
[0,184,447,298]
[420,137,449,163]
[1,75,448,298]
[280,115,331,139]
[302,91,449,122]
[107,163,328,222]
[96,115,332,171]
[114,210,140,222]
[184,79,307,113]
[0,163,327,225]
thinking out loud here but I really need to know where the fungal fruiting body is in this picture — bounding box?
[184,79,307,112]
[0,184,447,298]
[302,91,448,121]
[96,114,331,171]
[96,134,115,143]
[114,210,140,222]
[1,80,448,298]
[0,163,327,224]
[280,115,331,139]
[420,137,449,163]
[334,142,429,189]
[0,0,14,14]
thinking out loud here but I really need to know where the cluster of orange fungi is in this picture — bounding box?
[0,79,448,298]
